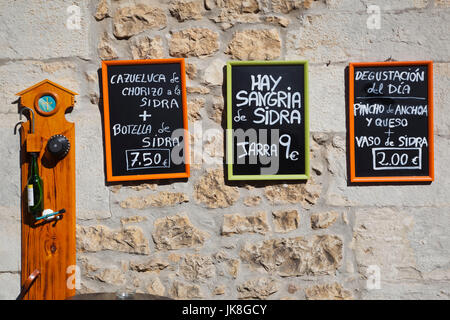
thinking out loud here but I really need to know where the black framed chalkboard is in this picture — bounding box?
[349,61,433,182]
[226,61,309,180]
[101,59,189,182]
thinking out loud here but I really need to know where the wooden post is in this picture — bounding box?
[16,80,77,300]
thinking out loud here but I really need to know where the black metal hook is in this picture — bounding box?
[13,121,25,135]
[18,107,35,134]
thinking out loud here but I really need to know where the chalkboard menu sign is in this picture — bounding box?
[227,61,309,180]
[101,59,189,182]
[349,61,433,182]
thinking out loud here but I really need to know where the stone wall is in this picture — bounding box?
[0,0,449,300]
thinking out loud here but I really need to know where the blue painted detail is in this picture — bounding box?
[38,95,56,113]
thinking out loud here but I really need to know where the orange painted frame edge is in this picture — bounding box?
[101,58,190,182]
[348,60,434,183]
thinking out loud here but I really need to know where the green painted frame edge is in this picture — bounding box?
[226,60,310,181]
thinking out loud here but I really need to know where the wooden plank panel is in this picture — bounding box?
[18,81,76,300]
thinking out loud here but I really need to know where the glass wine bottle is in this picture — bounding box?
[27,152,43,216]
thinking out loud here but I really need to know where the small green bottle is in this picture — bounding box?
[27,152,43,216]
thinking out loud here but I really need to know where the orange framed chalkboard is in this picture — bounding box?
[101,59,190,182]
[349,61,433,183]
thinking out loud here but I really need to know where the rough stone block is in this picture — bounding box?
[0,0,90,60]
[361,281,450,299]
[145,276,166,296]
[309,64,346,133]
[326,136,450,207]
[325,0,430,10]
[311,211,339,229]
[305,282,353,300]
[286,11,450,63]
[351,207,416,281]
[351,207,450,299]
[169,28,219,58]
[209,0,260,26]
[187,98,205,122]
[98,33,118,60]
[0,61,81,114]
[434,63,450,135]
[0,206,20,272]
[130,36,164,60]
[112,4,167,39]
[170,0,204,21]
[120,192,189,209]
[75,116,110,220]
[95,266,126,285]
[240,235,343,276]
[121,216,147,226]
[216,0,260,13]
[0,273,20,300]
[0,115,22,208]
[94,0,110,21]
[130,257,169,272]
[272,210,300,233]
[226,29,281,60]
[202,59,225,86]
[243,196,262,207]
[169,280,203,299]
[407,207,450,276]
[194,169,239,208]
[264,179,321,206]
[352,206,450,297]
[180,254,216,282]
[152,214,209,250]
[237,277,278,299]
[76,225,150,255]
[271,0,316,13]
[222,212,270,235]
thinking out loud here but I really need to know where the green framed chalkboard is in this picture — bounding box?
[226,60,309,180]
